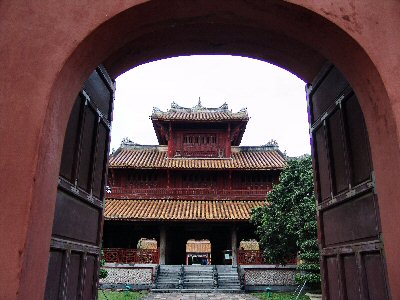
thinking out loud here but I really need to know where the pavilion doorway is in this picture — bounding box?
[186,239,212,265]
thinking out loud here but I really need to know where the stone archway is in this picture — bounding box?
[1,1,400,299]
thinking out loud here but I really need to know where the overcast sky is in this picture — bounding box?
[111,55,311,157]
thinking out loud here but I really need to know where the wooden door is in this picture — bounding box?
[308,65,390,299]
[44,66,114,300]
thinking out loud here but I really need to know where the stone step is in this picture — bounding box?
[154,265,242,293]
[151,288,243,293]
[184,280,214,283]
[184,284,214,287]
[185,276,213,278]
[185,270,213,273]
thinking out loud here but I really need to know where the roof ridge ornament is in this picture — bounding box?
[150,100,249,121]
[170,101,184,110]
[262,139,279,150]
[220,102,229,110]
[152,107,162,114]
[121,137,140,147]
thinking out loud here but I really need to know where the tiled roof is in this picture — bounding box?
[104,199,265,221]
[109,145,286,170]
[186,240,211,253]
[151,101,249,122]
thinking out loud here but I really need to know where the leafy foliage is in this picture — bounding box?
[250,155,321,289]
[99,250,108,279]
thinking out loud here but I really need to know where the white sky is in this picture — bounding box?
[111,55,311,157]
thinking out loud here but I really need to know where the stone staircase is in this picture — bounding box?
[183,265,215,290]
[216,265,242,292]
[152,265,242,293]
[153,265,182,290]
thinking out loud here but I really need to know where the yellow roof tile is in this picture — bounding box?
[104,199,265,221]
[109,145,286,170]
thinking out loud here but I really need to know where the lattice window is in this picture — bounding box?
[128,172,159,188]
[183,134,217,145]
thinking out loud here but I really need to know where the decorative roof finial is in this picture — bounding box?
[198,97,202,107]
[264,139,279,149]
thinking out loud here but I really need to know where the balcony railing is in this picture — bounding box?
[237,250,297,265]
[107,187,270,200]
[103,248,160,264]
[238,250,265,265]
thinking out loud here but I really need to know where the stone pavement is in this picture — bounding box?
[143,293,259,300]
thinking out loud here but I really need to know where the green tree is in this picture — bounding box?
[250,155,320,289]
[99,250,108,279]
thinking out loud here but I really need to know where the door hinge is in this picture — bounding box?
[335,94,345,107]
[370,171,377,194]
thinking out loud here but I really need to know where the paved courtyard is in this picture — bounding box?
[143,293,259,300]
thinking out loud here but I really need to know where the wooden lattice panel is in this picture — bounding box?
[186,240,211,253]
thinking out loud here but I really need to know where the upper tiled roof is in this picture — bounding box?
[104,199,265,221]
[109,144,286,170]
[151,101,249,122]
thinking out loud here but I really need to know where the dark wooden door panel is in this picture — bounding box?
[52,190,101,244]
[342,95,372,185]
[326,109,348,195]
[77,105,98,192]
[60,97,83,181]
[322,192,379,246]
[326,257,341,299]
[314,126,331,202]
[342,255,359,300]
[311,65,349,122]
[308,65,389,299]
[363,252,388,299]
[45,66,114,300]
[44,250,64,300]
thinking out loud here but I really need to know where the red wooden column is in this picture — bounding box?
[229,171,232,192]
[159,225,167,265]
[226,123,232,157]
[167,123,174,158]
[231,226,238,266]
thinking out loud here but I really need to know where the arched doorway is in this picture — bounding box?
[1,1,400,299]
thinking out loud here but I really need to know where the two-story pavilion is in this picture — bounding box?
[103,101,286,265]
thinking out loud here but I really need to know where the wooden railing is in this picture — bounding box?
[107,187,270,200]
[237,250,297,265]
[238,250,265,265]
[103,248,159,264]
[182,145,220,157]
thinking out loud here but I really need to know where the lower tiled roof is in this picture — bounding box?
[109,145,286,170]
[104,199,265,221]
